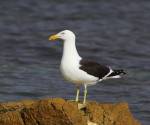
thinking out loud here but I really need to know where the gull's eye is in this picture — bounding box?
[61,32,65,35]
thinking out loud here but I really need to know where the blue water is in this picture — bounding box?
[0,0,150,124]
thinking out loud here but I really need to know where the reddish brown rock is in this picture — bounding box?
[0,98,141,125]
[86,102,140,125]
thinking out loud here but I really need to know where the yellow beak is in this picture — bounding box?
[49,34,59,41]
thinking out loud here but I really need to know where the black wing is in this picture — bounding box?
[79,59,110,79]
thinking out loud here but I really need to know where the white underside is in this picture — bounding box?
[60,62,120,86]
[60,59,99,86]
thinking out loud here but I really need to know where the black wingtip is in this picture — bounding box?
[120,69,126,75]
[108,69,126,77]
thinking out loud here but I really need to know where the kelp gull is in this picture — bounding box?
[49,30,126,104]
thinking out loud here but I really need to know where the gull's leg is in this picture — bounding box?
[83,84,87,104]
[75,86,80,102]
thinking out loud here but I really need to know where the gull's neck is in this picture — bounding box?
[61,37,81,64]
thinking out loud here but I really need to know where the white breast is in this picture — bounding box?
[60,59,98,85]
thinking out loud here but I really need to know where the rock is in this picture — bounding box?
[0,98,141,125]
[86,102,141,125]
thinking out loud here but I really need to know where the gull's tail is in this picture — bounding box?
[107,69,126,78]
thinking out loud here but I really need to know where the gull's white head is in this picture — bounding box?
[49,30,75,41]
